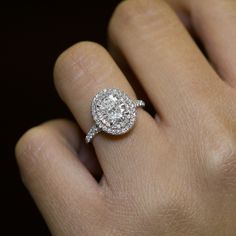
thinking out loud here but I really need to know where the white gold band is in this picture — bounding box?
[85,125,101,143]
[133,100,145,108]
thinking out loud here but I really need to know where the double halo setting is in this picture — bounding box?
[85,88,145,143]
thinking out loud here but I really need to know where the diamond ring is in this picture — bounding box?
[85,88,145,143]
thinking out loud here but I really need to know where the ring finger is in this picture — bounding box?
[54,42,160,185]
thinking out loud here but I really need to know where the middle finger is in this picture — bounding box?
[109,0,223,124]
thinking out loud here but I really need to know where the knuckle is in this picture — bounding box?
[109,0,168,33]
[15,126,52,177]
[54,41,105,71]
[112,0,162,19]
[157,189,193,220]
[206,128,236,183]
[54,41,108,89]
[113,0,149,19]
[151,192,200,234]
[218,154,236,187]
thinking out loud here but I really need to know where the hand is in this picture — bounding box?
[15,0,236,235]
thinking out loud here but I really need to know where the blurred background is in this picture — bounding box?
[2,1,120,234]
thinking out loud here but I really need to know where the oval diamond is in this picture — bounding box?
[92,88,136,135]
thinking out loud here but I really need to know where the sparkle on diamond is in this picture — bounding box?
[92,89,136,135]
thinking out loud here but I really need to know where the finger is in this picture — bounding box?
[54,41,159,185]
[179,0,236,88]
[108,41,157,117]
[15,119,101,235]
[109,0,223,124]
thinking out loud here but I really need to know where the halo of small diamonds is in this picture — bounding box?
[91,88,137,135]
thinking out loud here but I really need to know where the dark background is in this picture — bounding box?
[2,1,120,235]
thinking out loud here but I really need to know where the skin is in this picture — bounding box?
[15,0,236,235]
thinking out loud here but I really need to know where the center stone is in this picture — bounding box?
[92,88,137,135]
[107,104,125,120]
[102,95,126,123]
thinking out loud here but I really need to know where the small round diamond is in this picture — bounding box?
[91,88,137,135]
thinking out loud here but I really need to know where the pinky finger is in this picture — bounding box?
[15,119,103,235]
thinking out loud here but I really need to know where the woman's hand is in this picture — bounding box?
[15,0,236,235]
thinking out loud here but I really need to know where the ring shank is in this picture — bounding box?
[134,100,145,108]
[85,125,101,143]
